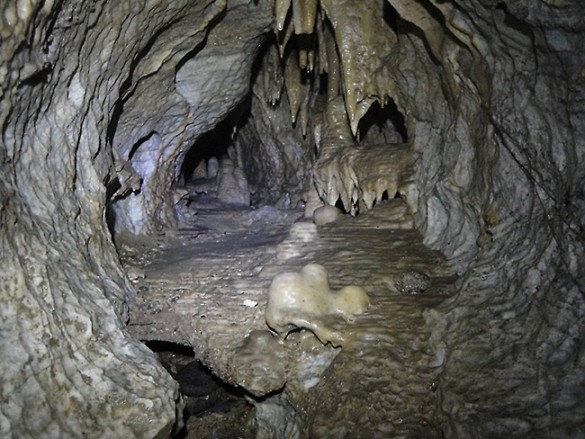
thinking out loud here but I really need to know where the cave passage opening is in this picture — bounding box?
[113,4,468,438]
[357,99,408,144]
[155,13,417,235]
[175,98,259,211]
[179,98,251,185]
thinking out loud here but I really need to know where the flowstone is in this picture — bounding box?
[229,330,289,397]
[265,264,370,347]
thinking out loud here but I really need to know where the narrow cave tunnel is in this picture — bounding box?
[1,1,585,439]
[179,116,234,185]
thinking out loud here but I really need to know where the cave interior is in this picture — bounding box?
[1,0,584,438]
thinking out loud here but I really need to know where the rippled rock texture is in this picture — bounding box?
[1,0,584,437]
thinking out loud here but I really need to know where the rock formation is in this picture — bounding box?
[265,263,370,346]
[1,0,584,438]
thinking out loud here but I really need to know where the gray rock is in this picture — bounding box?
[207,157,220,179]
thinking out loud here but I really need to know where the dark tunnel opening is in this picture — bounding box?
[179,121,232,184]
[357,99,408,144]
[179,100,251,184]
[176,98,255,210]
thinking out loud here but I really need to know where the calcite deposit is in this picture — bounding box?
[312,204,341,225]
[265,264,370,346]
[1,0,584,438]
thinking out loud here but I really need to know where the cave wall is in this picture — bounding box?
[414,2,585,436]
[342,1,584,435]
[1,0,584,438]
[283,1,584,433]
[234,52,317,206]
[0,1,245,437]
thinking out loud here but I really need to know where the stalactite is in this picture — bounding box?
[316,13,329,74]
[297,34,316,72]
[284,49,303,124]
[298,79,312,137]
[274,0,291,31]
[385,0,490,101]
[320,0,398,136]
[307,46,315,72]
[277,11,295,57]
[299,47,308,70]
[385,0,445,62]
[429,0,491,99]
[323,18,340,98]
[262,43,284,106]
[291,0,319,34]
[276,0,318,71]
[388,0,458,104]
[275,0,412,139]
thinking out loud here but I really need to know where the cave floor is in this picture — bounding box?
[120,197,456,438]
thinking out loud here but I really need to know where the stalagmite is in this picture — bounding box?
[191,160,207,180]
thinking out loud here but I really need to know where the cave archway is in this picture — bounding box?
[357,99,408,144]
[179,96,253,183]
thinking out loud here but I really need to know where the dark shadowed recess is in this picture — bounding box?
[179,98,252,182]
[357,99,408,143]
[144,340,252,438]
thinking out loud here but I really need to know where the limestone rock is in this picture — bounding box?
[207,157,220,179]
[228,330,289,397]
[313,139,415,216]
[110,0,272,234]
[394,270,431,295]
[217,158,250,206]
